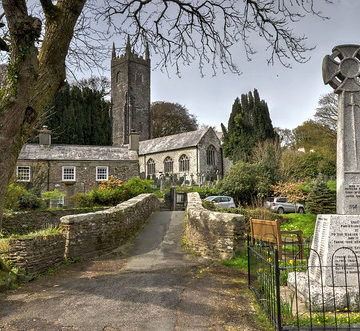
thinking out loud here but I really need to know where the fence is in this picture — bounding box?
[247,235,360,330]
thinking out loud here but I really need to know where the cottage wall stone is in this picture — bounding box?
[60,193,160,259]
[185,192,245,260]
[16,159,139,206]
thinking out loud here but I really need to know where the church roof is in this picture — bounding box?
[139,128,209,155]
[18,144,138,161]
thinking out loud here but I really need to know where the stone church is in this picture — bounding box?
[16,38,229,204]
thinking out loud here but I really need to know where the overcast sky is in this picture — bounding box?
[109,1,360,131]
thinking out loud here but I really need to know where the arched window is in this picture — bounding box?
[207,145,216,165]
[147,158,155,175]
[136,72,144,84]
[164,156,173,173]
[116,71,121,83]
[179,154,189,172]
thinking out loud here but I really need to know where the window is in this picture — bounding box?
[62,166,76,181]
[116,71,121,83]
[147,159,155,175]
[16,166,31,182]
[50,196,64,208]
[136,72,144,84]
[179,154,189,172]
[96,166,109,181]
[207,145,216,165]
[164,157,173,173]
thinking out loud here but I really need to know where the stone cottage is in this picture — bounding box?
[17,127,139,206]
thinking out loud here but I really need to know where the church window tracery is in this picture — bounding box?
[207,145,216,165]
[179,154,189,172]
[164,157,173,173]
[147,158,155,175]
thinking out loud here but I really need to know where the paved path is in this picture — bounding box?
[0,211,264,331]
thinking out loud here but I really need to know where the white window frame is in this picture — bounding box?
[62,166,76,182]
[96,166,109,181]
[49,196,65,208]
[16,166,31,182]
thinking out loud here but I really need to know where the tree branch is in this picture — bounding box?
[40,0,60,20]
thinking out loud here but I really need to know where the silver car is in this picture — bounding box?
[264,197,305,214]
[204,196,236,208]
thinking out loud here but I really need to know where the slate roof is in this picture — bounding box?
[19,144,138,161]
[139,128,209,155]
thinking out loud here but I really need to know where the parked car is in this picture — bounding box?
[264,197,305,214]
[204,196,236,208]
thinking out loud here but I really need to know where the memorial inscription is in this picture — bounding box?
[310,215,360,286]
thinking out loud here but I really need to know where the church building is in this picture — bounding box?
[15,38,229,204]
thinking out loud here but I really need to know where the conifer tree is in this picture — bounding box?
[306,177,336,214]
[42,82,111,146]
[221,89,276,162]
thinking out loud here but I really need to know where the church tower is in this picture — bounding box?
[111,37,151,146]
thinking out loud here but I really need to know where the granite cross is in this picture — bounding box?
[323,44,360,214]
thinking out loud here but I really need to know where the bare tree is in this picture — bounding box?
[0,0,331,227]
[274,127,295,148]
[100,0,331,75]
[314,92,337,133]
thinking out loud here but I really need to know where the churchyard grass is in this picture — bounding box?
[280,213,317,239]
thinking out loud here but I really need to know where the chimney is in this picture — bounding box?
[39,126,51,146]
[129,129,139,152]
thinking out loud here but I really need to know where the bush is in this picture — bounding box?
[124,177,153,197]
[71,193,95,208]
[42,189,66,208]
[90,187,129,206]
[71,177,157,207]
[4,183,27,211]
[18,191,44,210]
[217,161,259,206]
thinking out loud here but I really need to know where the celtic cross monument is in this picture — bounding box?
[324,44,360,214]
[289,45,360,310]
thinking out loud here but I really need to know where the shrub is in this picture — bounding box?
[71,193,95,208]
[124,177,153,197]
[99,175,123,190]
[42,189,66,208]
[4,183,27,211]
[90,187,128,206]
[18,191,44,210]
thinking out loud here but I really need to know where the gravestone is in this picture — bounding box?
[288,45,360,310]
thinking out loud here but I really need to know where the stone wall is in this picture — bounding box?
[5,234,65,274]
[185,192,245,260]
[3,209,99,233]
[61,193,159,259]
[2,194,159,275]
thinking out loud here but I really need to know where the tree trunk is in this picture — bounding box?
[0,0,86,229]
